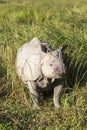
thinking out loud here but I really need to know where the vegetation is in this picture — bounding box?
[0,0,87,129]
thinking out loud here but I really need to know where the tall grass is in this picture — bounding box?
[0,0,87,129]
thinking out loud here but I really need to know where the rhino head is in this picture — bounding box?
[40,46,66,80]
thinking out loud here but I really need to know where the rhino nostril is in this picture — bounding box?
[56,68,61,73]
[50,63,53,66]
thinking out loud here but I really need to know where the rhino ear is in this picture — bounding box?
[57,47,62,59]
[41,43,52,53]
[57,45,67,59]
[41,43,48,52]
[61,45,68,52]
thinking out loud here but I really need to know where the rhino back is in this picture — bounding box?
[17,37,41,60]
[16,39,44,83]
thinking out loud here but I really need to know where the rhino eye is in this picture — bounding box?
[50,63,53,66]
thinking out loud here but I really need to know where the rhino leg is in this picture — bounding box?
[53,84,62,108]
[27,81,40,108]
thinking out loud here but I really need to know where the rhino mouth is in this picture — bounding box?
[56,70,62,75]
[55,74,62,79]
[55,68,66,79]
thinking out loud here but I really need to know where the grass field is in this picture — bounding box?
[0,0,87,129]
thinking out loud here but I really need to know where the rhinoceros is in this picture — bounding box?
[16,37,66,108]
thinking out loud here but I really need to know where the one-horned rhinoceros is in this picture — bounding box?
[16,37,66,108]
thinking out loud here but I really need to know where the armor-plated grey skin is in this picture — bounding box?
[16,37,66,108]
